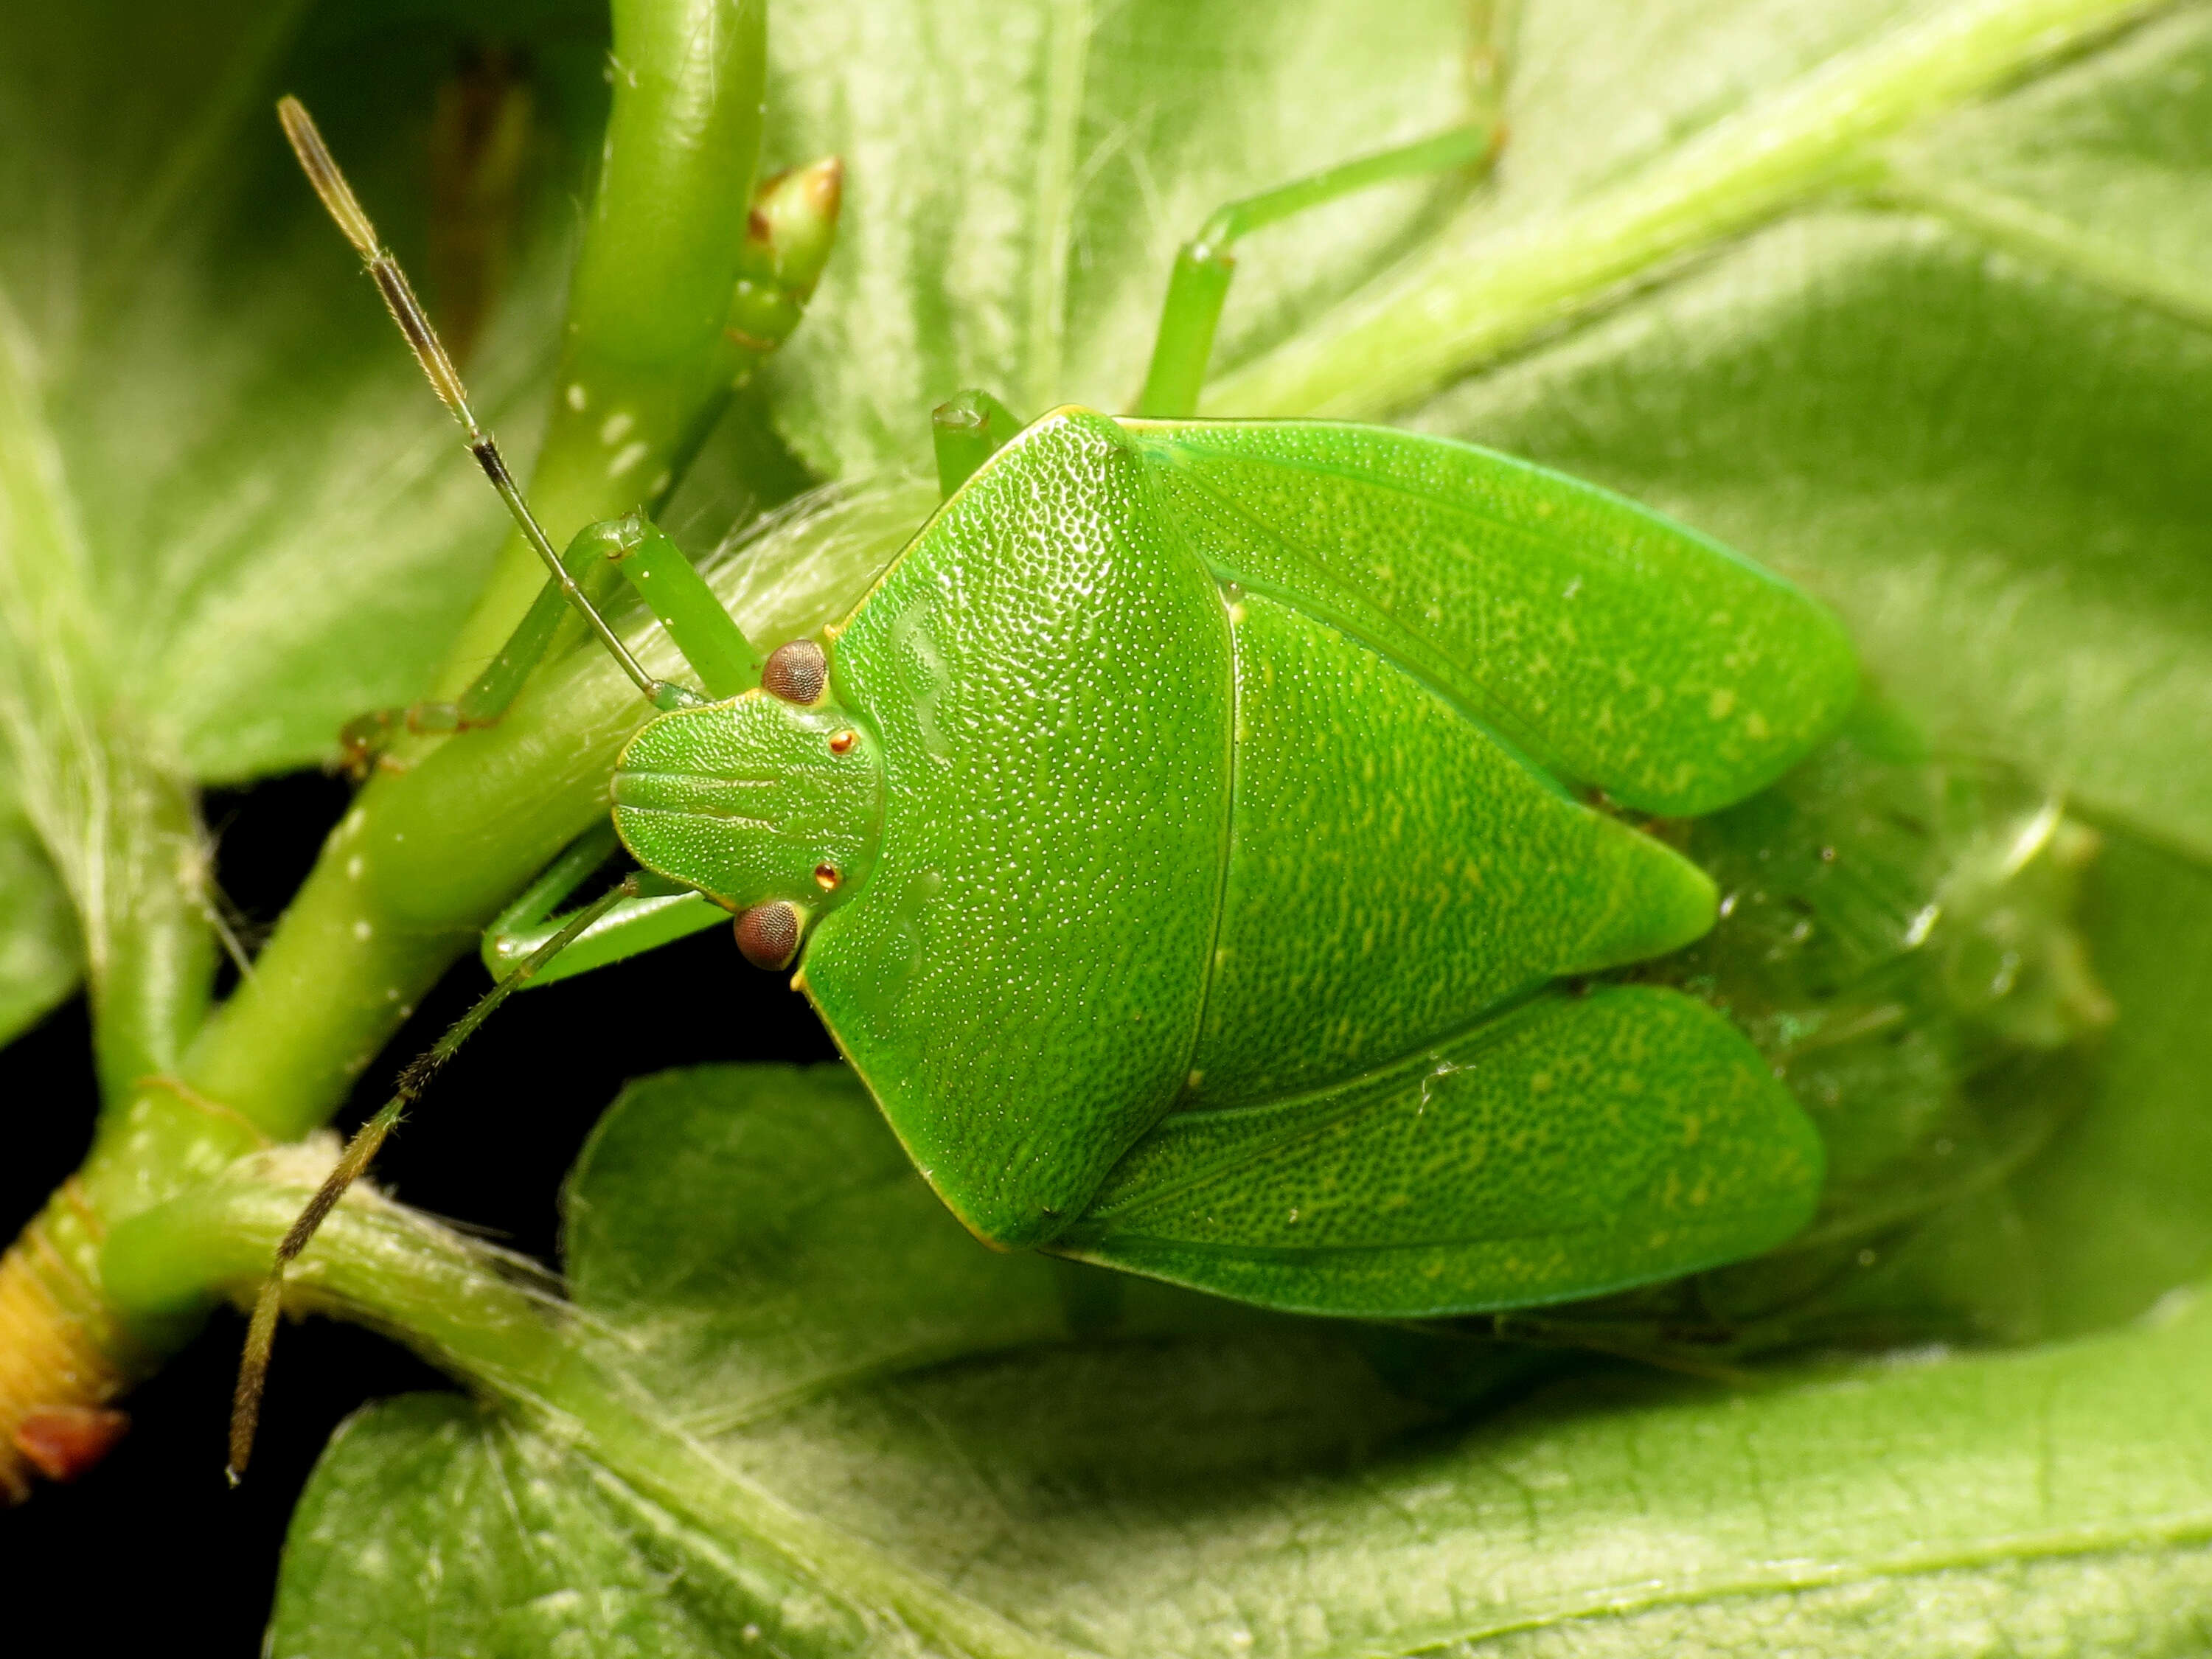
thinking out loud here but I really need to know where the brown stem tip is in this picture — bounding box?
[14,1405,131,1484]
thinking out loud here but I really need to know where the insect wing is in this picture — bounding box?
[1181,582,1716,1107]
[803,408,1848,1287]
[1124,419,1859,818]
[1056,987,1824,1317]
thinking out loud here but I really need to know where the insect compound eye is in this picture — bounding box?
[734,901,804,970]
[760,639,829,705]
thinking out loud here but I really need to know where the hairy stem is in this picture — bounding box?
[105,1161,1077,1659]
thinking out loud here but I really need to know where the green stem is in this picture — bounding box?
[104,1166,1077,1659]
[0,0,786,1491]
[170,478,923,1144]
[431,0,771,698]
[175,0,778,1140]
[1206,0,2174,419]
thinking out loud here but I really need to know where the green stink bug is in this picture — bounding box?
[238,102,1865,1461]
[613,403,1857,1298]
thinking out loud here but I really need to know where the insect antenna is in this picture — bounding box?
[226,876,638,1483]
[276,96,675,707]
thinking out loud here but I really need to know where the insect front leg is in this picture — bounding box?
[337,518,609,776]
[336,504,762,775]
[1134,125,1502,419]
[481,822,729,988]
[931,388,1026,497]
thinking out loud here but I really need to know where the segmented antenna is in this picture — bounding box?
[227,876,639,1481]
[275,96,666,703]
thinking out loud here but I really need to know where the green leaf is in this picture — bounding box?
[560,1063,1076,1415]
[274,1392,883,1659]
[272,1062,2212,1657]
[1408,4,2212,862]
[2012,829,2212,1335]
[0,1,611,790]
[0,2,627,1081]
[249,0,2212,1646]
[0,804,76,1049]
[1367,2,2212,1349]
[751,0,2212,1343]
[758,0,1484,473]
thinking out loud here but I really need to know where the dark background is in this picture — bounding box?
[0,768,839,1649]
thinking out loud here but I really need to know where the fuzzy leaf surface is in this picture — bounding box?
[0,0,2187,1647]
[272,1062,2212,1658]
[0,1,623,788]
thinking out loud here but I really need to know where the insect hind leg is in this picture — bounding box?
[1133,124,1503,420]
[931,388,1026,497]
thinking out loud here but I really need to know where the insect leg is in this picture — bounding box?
[481,822,728,988]
[660,156,846,510]
[279,97,696,714]
[599,515,763,698]
[1133,124,1502,419]
[931,388,1026,497]
[485,888,730,987]
[359,501,765,775]
[225,872,649,1481]
[337,521,611,776]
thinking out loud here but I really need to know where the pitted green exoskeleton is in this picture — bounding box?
[239,97,1879,1463]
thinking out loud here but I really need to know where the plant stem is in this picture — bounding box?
[104,1161,1077,1659]
[171,0,781,1141]
[0,476,925,1487]
[431,0,772,699]
[1206,0,2175,420]
[0,0,784,1499]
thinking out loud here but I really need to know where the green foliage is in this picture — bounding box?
[271,1064,2212,1657]
[0,799,73,1049]
[1416,4,2212,859]
[7,0,2212,1649]
[0,0,610,1053]
[759,0,1481,470]
[0,2,611,786]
